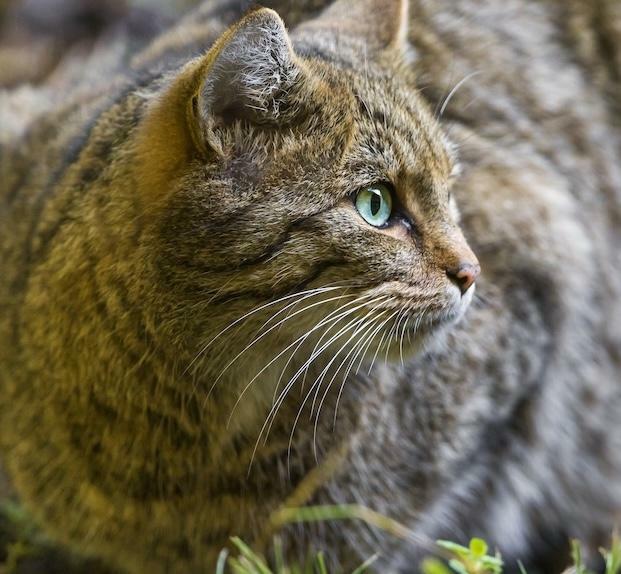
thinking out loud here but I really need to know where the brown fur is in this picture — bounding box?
[0,1,620,572]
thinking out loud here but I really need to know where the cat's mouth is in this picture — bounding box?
[397,308,461,341]
[370,309,459,362]
[405,312,456,333]
[408,290,473,332]
[368,284,474,358]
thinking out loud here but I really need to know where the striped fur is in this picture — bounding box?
[1,1,621,573]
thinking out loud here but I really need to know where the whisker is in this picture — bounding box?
[384,308,406,365]
[245,295,385,472]
[368,308,400,374]
[269,290,364,405]
[247,311,366,475]
[225,294,367,427]
[258,294,383,444]
[251,287,345,342]
[275,296,385,411]
[393,310,407,366]
[412,308,426,337]
[312,313,386,461]
[437,71,482,118]
[298,293,373,395]
[211,291,362,401]
[355,313,393,377]
[398,310,411,366]
[308,314,372,420]
[184,285,344,376]
[283,312,376,472]
[308,301,389,417]
[331,313,393,431]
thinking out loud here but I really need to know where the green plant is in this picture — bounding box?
[570,534,621,574]
[216,536,377,574]
[1,496,619,574]
[421,538,503,574]
[603,532,621,574]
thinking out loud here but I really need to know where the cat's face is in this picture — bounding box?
[140,3,479,376]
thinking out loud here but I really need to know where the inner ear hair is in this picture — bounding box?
[195,8,300,128]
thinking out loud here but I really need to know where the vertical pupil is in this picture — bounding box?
[370,191,382,216]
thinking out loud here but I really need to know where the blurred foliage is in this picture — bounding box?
[0,492,619,573]
[0,500,111,574]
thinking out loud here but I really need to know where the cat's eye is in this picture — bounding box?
[355,183,393,227]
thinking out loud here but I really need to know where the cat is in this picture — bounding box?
[1,0,620,573]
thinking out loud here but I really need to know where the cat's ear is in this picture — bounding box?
[187,8,301,153]
[133,9,301,198]
[293,0,409,59]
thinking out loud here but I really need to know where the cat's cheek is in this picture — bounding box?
[377,222,412,242]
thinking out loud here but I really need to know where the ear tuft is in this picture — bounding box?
[198,8,299,125]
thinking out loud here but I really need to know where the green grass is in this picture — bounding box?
[420,538,503,574]
[1,498,620,574]
[216,504,621,574]
[218,528,621,574]
[215,537,378,574]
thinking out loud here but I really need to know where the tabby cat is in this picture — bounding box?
[1,0,620,573]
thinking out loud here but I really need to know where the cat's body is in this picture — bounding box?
[1,1,620,573]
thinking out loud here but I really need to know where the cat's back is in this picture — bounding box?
[0,0,256,409]
[0,29,158,389]
[0,78,119,300]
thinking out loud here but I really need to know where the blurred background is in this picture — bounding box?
[0,0,199,87]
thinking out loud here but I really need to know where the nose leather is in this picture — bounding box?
[446,262,480,295]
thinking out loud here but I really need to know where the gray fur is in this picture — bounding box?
[0,1,619,573]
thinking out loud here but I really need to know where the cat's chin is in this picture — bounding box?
[378,287,474,363]
[379,315,456,363]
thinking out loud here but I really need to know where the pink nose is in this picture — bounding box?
[446,262,480,295]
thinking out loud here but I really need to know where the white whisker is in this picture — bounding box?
[438,71,482,118]
[308,300,389,417]
[258,294,381,444]
[368,308,399,374]
[331,313,393,432]
[282,312,372,473]
[245,294,385,472]
[211,291,361,401]
[225,293,364,426]
[312,313,386,460]
[398,310,411,366]
[185,285,344,376]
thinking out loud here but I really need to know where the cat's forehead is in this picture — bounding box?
[342,72,454,192]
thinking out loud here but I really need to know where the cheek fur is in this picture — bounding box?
[448,195,461,222]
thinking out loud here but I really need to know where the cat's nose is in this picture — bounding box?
[446,262,480,295]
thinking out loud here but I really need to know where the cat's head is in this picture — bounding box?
[134,0,479,379]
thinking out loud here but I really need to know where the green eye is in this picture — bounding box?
[355,183,393,227]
